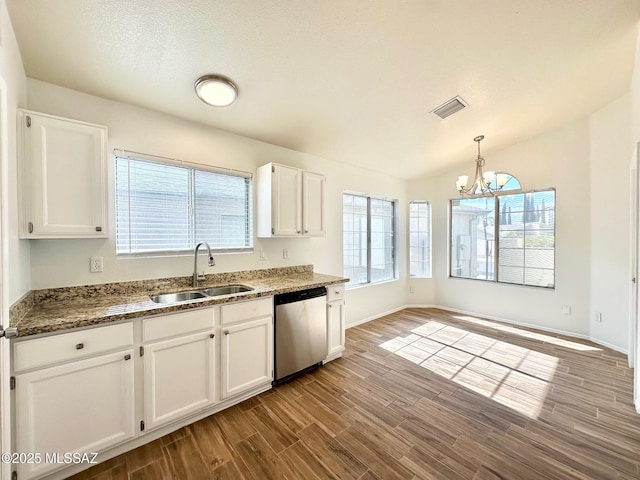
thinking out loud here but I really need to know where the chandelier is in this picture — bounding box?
[456,135,508,197]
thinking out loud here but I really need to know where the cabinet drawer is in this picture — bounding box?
[326,284,345,302]
[143,308,215,343]
[221,297,273,325]
[14,322,133,372]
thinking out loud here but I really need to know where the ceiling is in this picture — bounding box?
[6,0,640,179]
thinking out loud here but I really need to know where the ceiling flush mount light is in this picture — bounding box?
[456,135,508,197]
[194,75,238,107]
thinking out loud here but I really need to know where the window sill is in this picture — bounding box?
[346,278,398,291]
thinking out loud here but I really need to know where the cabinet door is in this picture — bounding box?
[143,331,216,430]
[14,351,135,479]
[20,111,107,238]
[326,300,346,359]
[221,316,273,398]
[272,164,302,236]
[302,171,325,236]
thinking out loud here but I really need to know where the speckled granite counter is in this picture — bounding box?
[10,265,348,337]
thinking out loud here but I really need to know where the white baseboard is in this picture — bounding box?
[347,304,628,354]
[346,306,408,329]
[588,337,628,354]
[433,304,628,354]
[635,397,640,414]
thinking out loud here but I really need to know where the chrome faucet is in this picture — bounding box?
[193,242,215,287]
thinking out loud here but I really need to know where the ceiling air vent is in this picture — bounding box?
[431,96,468,119]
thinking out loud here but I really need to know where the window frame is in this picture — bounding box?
[409,200,432,278]
[115,153,253,256]
[449,188,556,289]
[343,192,398,288]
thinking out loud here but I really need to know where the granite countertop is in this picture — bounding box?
[10,265,348,338]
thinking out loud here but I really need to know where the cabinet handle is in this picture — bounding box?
[95,226,102,232]
[210,333,215,339]
[75,343,84,350]
[224,330,229,335]
[28,222,33,234]
[124,354,131,361]
[297,230,301,234]
[329,304,333,308]
[334,290,340,295]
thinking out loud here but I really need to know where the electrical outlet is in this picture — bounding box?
[259,250,266,261]
[283,249,289,259]
[409,286,415,294]
[90,257,103,273]
[562,305,571,315]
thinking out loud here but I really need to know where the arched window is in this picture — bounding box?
[473,172,521,195]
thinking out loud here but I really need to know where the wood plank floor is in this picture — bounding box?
[69,308,640,480]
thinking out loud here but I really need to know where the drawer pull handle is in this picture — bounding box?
[75,343,84,350]
[210,333,215,339]
[334,290,340,295]
[124,354,131,361]
[224,330,229,335]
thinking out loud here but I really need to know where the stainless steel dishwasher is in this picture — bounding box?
[274,287,327,383]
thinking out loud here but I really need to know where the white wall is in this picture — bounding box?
[589,94,632,351]
[630,23,640,412]
[0,0,28,306]
[412,118,594,338]
[408,96,633,352]
[25,79,408,326]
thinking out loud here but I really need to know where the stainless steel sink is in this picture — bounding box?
[149,285,254,304]
[201,285,253,296]
[149,291,207,304]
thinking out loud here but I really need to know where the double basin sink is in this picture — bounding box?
[150,284,253,304]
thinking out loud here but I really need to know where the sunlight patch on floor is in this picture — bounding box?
[379,321,559,419]
[452,315,601,352]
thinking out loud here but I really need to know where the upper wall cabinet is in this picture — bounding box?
[18,109,108,238]
[257,163,325,238]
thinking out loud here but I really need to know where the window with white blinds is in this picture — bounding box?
[115,156,253,255]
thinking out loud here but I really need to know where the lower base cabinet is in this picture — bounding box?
[143,331,216,431]
[9,292,347,479]
[221,316,273,399]
[326,284,346,361]
[14,350,135,479]
[326,300,346,359]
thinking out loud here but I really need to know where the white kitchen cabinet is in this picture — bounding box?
[142,308,216,431]
[220,299,273,398]
[326,284,346,362]
[302,171,325,236]
[14,350,135,479]
[257,163,325,237]
[18,109,108,238]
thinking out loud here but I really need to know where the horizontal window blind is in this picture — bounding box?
[116,156,253,255]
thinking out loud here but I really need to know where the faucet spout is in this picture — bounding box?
[193,242,215,287]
